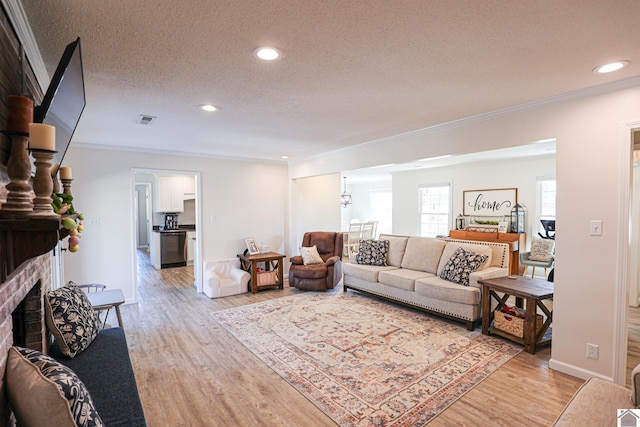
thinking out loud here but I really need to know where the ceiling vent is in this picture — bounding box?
[136,114,156,126]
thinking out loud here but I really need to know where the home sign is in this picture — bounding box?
[463,188,517,216]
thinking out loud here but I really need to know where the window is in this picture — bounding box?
[536,178,556,237]
[370,189,392,236]
[419,183,451,237]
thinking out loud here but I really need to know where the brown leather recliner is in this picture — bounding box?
[289,231,344,291]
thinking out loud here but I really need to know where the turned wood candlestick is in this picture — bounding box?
[61,178,73,196]
[29,149,59,218]
[0,132,33,217]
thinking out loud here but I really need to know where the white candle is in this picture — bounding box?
[59,167,72,180]
[28,123,56,151]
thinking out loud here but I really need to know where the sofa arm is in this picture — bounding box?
[290,255,304,265]
[469,267,508,288]
[325,255,340,266]
[230,268,250,285]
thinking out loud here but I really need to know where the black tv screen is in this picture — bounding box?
[34,37,86,169]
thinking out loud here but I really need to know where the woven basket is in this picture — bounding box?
[256,271,277,286]
[494,310,543,338]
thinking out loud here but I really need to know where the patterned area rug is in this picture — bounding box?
[211,291,520,426]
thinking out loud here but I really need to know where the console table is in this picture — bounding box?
[479,276,553,354]
[237,252,285,294]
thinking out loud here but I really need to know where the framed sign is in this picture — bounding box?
[463,188,517,217]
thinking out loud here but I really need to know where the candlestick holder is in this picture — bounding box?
[52,176,60,193]
[29,148,59,218]
[0,131,34,217]
[61,178,73,196]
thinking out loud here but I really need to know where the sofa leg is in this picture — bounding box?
[466,320,475,331]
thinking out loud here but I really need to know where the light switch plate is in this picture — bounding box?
[590,220,602,236]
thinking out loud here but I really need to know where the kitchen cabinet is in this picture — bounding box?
[149,231,161,269]
[182,175,195,200]
[155,175,185,213]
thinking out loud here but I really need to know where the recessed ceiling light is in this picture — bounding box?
[593,60,630,74]
[199,104,220,112]
[253,47,282,61]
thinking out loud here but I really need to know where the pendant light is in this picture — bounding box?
[340,177,352,208]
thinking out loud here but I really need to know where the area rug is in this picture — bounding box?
[210,292,521,426]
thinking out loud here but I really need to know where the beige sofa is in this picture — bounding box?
[343,234,510,330]
[554,366,640,425]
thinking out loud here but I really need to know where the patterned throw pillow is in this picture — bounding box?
[45,285,100,358]
[528,238,555,262]
[356,239,389,266]
[300,245,324,265]
[439,247,489,286]
[6,346,104,427]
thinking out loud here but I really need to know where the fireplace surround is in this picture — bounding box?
[0,254,51,426]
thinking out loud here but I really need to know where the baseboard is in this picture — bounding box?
[549,358,614,382]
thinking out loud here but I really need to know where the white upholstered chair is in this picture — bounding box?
[203,258,251,298]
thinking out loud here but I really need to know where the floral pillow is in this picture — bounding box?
[439,247,489,286]
[6,346,104,427]
[45,284,100,358]
[356,239,389,266]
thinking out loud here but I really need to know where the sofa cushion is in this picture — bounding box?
[415,276,481,305]
[356,239,389,266]
[378,269,435,291]
[400,237,446,273]
[439,247,489,286]
[343,262,399,282]
[300,245,324,265]
[45,284,100,358]
[379,234,409,267]
[437,241,493,276]
[6,346,104,427]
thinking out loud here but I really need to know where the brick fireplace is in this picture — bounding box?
[0,255,52,426]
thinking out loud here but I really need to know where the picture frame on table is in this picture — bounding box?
[498,221,509,233]
[245,238,260,255]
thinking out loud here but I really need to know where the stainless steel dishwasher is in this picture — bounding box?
[160,230,187,268]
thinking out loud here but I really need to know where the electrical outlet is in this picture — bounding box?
[587,343,599,359]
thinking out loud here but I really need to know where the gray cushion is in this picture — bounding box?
[400,237,446,273]
[379,234,409,267]
[378,269,435,291]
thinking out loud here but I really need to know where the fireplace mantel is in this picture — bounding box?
[0,215,75,282]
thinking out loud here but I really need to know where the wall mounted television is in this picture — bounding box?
[34,37,86,169]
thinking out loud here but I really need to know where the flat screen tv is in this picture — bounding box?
[34,37,86,169]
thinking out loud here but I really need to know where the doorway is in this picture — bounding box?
[628,129,640,385]
[132,169,202,293]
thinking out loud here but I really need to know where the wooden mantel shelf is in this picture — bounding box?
[0,215,76,281]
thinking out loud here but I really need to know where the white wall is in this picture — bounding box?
[290,173,341,254]
[393,156,555,241]
[289,82,640,383]
[61,147,288,304]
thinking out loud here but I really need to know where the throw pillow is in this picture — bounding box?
[300,245,324,265]
[45,284,100,358]
[529,238,555,262]
[356,239,389,266]
[439,247,489,286]
[6,346,104,427]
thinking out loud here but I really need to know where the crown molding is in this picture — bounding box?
[2,0,49,88]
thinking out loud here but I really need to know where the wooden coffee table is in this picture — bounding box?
[479,276,553,354]
[238,252,285,294]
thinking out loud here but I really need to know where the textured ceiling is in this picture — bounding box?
[18,0,640,164]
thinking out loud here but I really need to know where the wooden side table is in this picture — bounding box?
[479,276,553,354]
[238,251,285,294]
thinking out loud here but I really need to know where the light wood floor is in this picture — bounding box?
[121,251,584,426]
